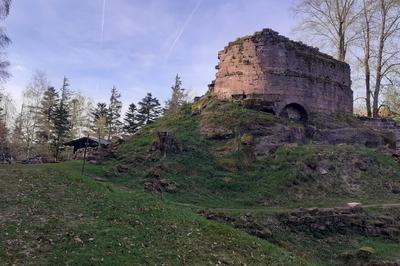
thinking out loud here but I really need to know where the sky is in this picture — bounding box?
[3,0,297,109]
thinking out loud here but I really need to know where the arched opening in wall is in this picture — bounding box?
[280,103,308,123]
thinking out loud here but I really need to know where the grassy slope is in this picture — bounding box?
[3,98,399,265]
[111,97,400,264]
[115,98,400,209]
[0,162,300,265]
[213,208,400,265]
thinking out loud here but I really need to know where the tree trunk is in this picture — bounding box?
[335,0,346,62]
[362,0,372,117]
[373,0,387,118]
[338,21,346,61]
[108,125,111,141]
[154,132,180,156]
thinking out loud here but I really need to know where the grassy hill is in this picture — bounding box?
[110,96,400,264]
[0,163,300,265]
[2,97,400,265]
[114,96,400,209]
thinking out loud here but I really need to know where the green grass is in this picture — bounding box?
[114,100,400,209]
[0,163,302,265]
[3,98,400,265]
[198,207,400,265]
[105,98,400,264]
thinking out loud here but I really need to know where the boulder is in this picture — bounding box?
[200,124,234,139]
[312,127,386,148]
[144,179,177,193]
[255,125,305,155]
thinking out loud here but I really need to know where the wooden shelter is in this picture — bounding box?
[64,137,110,153]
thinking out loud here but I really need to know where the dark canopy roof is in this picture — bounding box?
[64,137,110,152]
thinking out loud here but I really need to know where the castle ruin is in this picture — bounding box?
[209,29,353,121]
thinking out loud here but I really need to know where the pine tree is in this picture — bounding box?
[165,74,188,113]
[52,77,71,161]
[107,86,122,140]
[123,103,138,134]
[38,86,58,143]
[91,102,108,140]
[137,93,162,125]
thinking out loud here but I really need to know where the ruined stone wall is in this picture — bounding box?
[359,117,400,150]
[210,29,353,114]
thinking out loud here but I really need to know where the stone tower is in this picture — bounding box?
[209,29,353,120]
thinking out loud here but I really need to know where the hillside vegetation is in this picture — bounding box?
[0,163,300,265]
[114,96,400,209]
[2,97,400,265]
[109,96,400,264]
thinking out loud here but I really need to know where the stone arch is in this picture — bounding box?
[280,103,308,123]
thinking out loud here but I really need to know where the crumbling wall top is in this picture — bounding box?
[221,28,346,66]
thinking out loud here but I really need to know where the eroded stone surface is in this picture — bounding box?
[209,29,353,115]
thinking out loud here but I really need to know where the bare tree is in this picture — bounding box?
[0,90,8,161]
[354,0,375,117]
[19,71,49,158]
[371,0,400,117]
[294,0,400,116]
[0,89,16,126]
[293,0,360,61]
[382,77,400,119]
[70,93,91,138]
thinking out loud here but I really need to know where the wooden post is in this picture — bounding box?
[81,135,90,176]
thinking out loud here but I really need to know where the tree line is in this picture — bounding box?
[0,72,188,161]
[0,1,191,161]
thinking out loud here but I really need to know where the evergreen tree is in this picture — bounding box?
[91,102,108,140]
[123,103,138,134]
[52,77,71,161]
[107,86,122,140]
[38,86,58,142]
[165,74,188,113]
[137,93,162,125]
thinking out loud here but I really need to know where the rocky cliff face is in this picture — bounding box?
[210,29,353,116]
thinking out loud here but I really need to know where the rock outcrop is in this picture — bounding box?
[281,207,400,238]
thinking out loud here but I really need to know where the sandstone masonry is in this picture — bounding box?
[209,29,353,118]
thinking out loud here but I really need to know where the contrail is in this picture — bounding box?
[100,0,106,43]
[166,0,202,59]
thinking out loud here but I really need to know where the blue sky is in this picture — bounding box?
[4,0,296,107]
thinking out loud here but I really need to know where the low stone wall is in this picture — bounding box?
[359,117,400,150]
[281,207,400,238]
